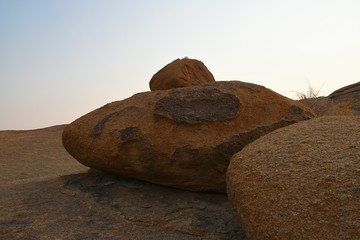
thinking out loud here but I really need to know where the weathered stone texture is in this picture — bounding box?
[63,81,316,192]
[0,171,243,239]
[227,116,360,240]
[149,58,215,91]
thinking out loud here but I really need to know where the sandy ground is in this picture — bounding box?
[0,125,88,185]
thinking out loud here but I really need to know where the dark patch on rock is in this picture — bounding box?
[211,121,291,172]
[352,187,360,198]
[283,105,314,122]
[171,147,202,169]
[92,107,140,137]
[92,112,120,136]
[289,105,303,115]
[211,134,260,172]
[118,127,140,143]
[115,139,158,174]
[0,171,244,239]
[154,87,241,124]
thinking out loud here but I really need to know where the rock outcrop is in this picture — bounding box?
[328,81,360,115]
[227,116,360,239]
[328,81,360,100]
[149,58,215,91]
[63,81,315,192]
[0,126,243,239]
[299,82,360,116]
[1,171,243,239]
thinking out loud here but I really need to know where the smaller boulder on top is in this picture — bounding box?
[149,57,216,91]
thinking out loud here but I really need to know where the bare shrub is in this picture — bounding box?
[296,84,321,100]
[294,79,324,114]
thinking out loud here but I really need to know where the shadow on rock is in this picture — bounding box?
[0,170,243,240]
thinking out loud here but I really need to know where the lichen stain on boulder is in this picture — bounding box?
[118,127,140,143]
[154,87,241,124]
[92,112,120,137]
[62,81,316,192]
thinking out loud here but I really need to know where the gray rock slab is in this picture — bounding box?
[0,170,243,239]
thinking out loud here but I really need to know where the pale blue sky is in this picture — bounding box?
[1,0,359,130]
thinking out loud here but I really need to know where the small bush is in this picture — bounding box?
[296,84,321,100]
[295,79,324,114]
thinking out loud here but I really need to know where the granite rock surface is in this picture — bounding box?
[227,116,360,240]
[63,81,315,192]
[149,58,215,91]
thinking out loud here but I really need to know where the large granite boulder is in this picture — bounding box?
[227,116,360,239]
[149,58,215,91]
[63,81,315,192]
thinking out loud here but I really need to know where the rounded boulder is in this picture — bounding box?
[149,58,215,91]
[227,116,360,239]
[63,81,315,192]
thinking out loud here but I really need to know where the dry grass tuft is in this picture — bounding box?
[295,80,325,114]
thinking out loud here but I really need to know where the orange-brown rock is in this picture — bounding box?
[63,81,315,192]
[149,58,215,91]
[227,116,360,239]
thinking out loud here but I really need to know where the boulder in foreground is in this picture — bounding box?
[227,116,360,239]
[63,81,315,192]
[149,57,215,91]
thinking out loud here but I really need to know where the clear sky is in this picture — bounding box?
[1,0,359,130]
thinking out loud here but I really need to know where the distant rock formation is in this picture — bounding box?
[227,116,360,239]
[62,81,315,192]
[299,82,360,116]
[328,81,360,100]
[149,58,215,91]
[328,81,360,115]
